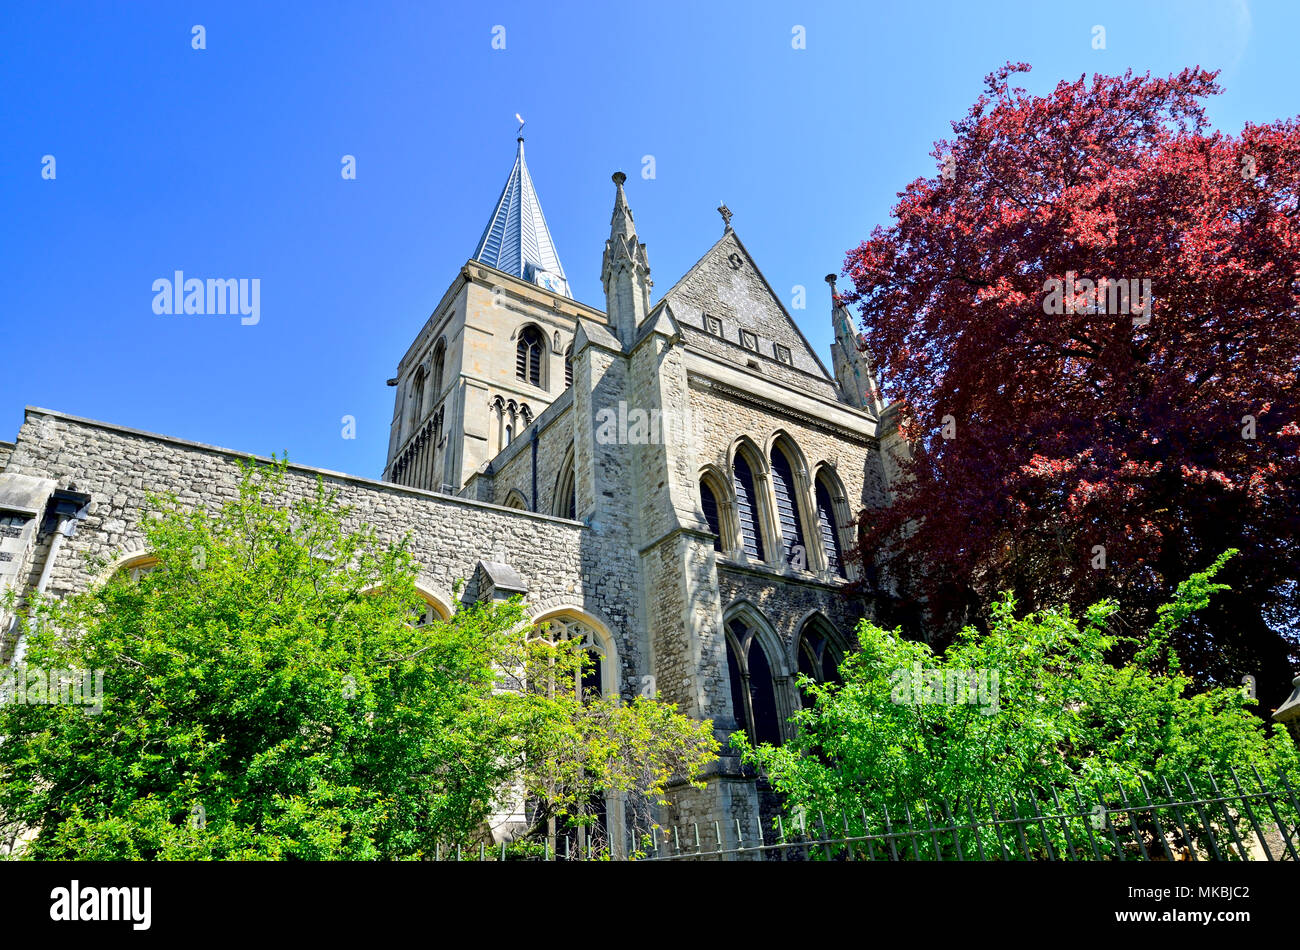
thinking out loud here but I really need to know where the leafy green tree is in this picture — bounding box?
[734,552,1299,858]
[0,459,715,859]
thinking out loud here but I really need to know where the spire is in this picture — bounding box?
[601,172,652,344]
[826,274,884,416]
[471,133,571,298]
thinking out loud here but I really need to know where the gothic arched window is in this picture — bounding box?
[797,617,846,703]
[564,344,573,389]
[770,445,808,569]
[815,475,845,577]
[113,554,160,583]
[732,453,765,561]
[534,615,607,702]
[516,325,545,388]
[528,613,613,858]
[554,448,577,520]
[431,340,446,401]
[408,369,426,434]
[700,480,722,552]
[726,616,782,746]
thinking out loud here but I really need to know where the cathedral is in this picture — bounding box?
[0,135,907,855]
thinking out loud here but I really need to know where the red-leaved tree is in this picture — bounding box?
[843,64,1300,708]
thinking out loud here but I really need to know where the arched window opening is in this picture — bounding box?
[359,587,450,628]
[725,616,782,747]
[554,448,577,519]
[411,594,448,627]
[815,476,845,577]
[431,340,446,400]
[700,480,722,552]
[113,554,160,583]
[797,619,846,704]
[529,614,611,858]
[505,424,513,446]
[408,370,426,434]
[732,454,765,561]
[504,490,527,511]
[770,446,807,569]
[516,325,545,388]
[533,616,607,702]
[564,344,573,389]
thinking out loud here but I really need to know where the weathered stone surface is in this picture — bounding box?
[2,165,906,859]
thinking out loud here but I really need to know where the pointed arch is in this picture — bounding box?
[795,612,848,702]
[100,550,160,585]
[812,462,853,579]
[722,601,794,746]
[767,432,814,572]
[553,443,577,519]
[407,367,426,436]
[503,488,528,511]
[516,323,547,389]
[529,607,620,703]
[729,437,772,563]
[564,343,573,389]
[697,464,736,555]
[526,606,624,858]
[359,583,453,627]
[431,338,447,401]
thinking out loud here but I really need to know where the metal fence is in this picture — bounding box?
[636,766,1300,862]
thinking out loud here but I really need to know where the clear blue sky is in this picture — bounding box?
[1,0,1291,477]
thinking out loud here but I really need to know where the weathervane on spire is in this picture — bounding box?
[515,112,525,141]
[717,203,733,231]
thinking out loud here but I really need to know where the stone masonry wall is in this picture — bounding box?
[688,375,890,515]
[4,409,641,697]
[485,397,574,516]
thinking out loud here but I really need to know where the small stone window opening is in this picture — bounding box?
[516,325,545,389]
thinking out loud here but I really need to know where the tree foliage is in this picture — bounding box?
[0,460,716,859]
[843,64,1300,705]
[734,553,1300,855]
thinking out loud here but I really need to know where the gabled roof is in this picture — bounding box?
[471,138,571,298]
[658,227,835,384]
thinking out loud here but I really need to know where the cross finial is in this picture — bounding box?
[717,203,733,231]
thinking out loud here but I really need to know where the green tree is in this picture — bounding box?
[734,552,1299,858]
[0,459,715,860]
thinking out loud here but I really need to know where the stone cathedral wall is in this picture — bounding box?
[1,408,643,696]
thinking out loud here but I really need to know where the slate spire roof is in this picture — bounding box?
[471,136,571,298]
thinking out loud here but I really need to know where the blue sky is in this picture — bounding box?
[1,0,1291,477]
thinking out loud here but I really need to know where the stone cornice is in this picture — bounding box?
[689,376,873,447]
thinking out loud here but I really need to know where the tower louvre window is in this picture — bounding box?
[516,325,545,388]
[815,478,844,576]
[732,454,765,561]
[770,447,807,569]
[564,344,573,389]
[431,340,446,398]
[700,481,722,552]
[408,370,426,434]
